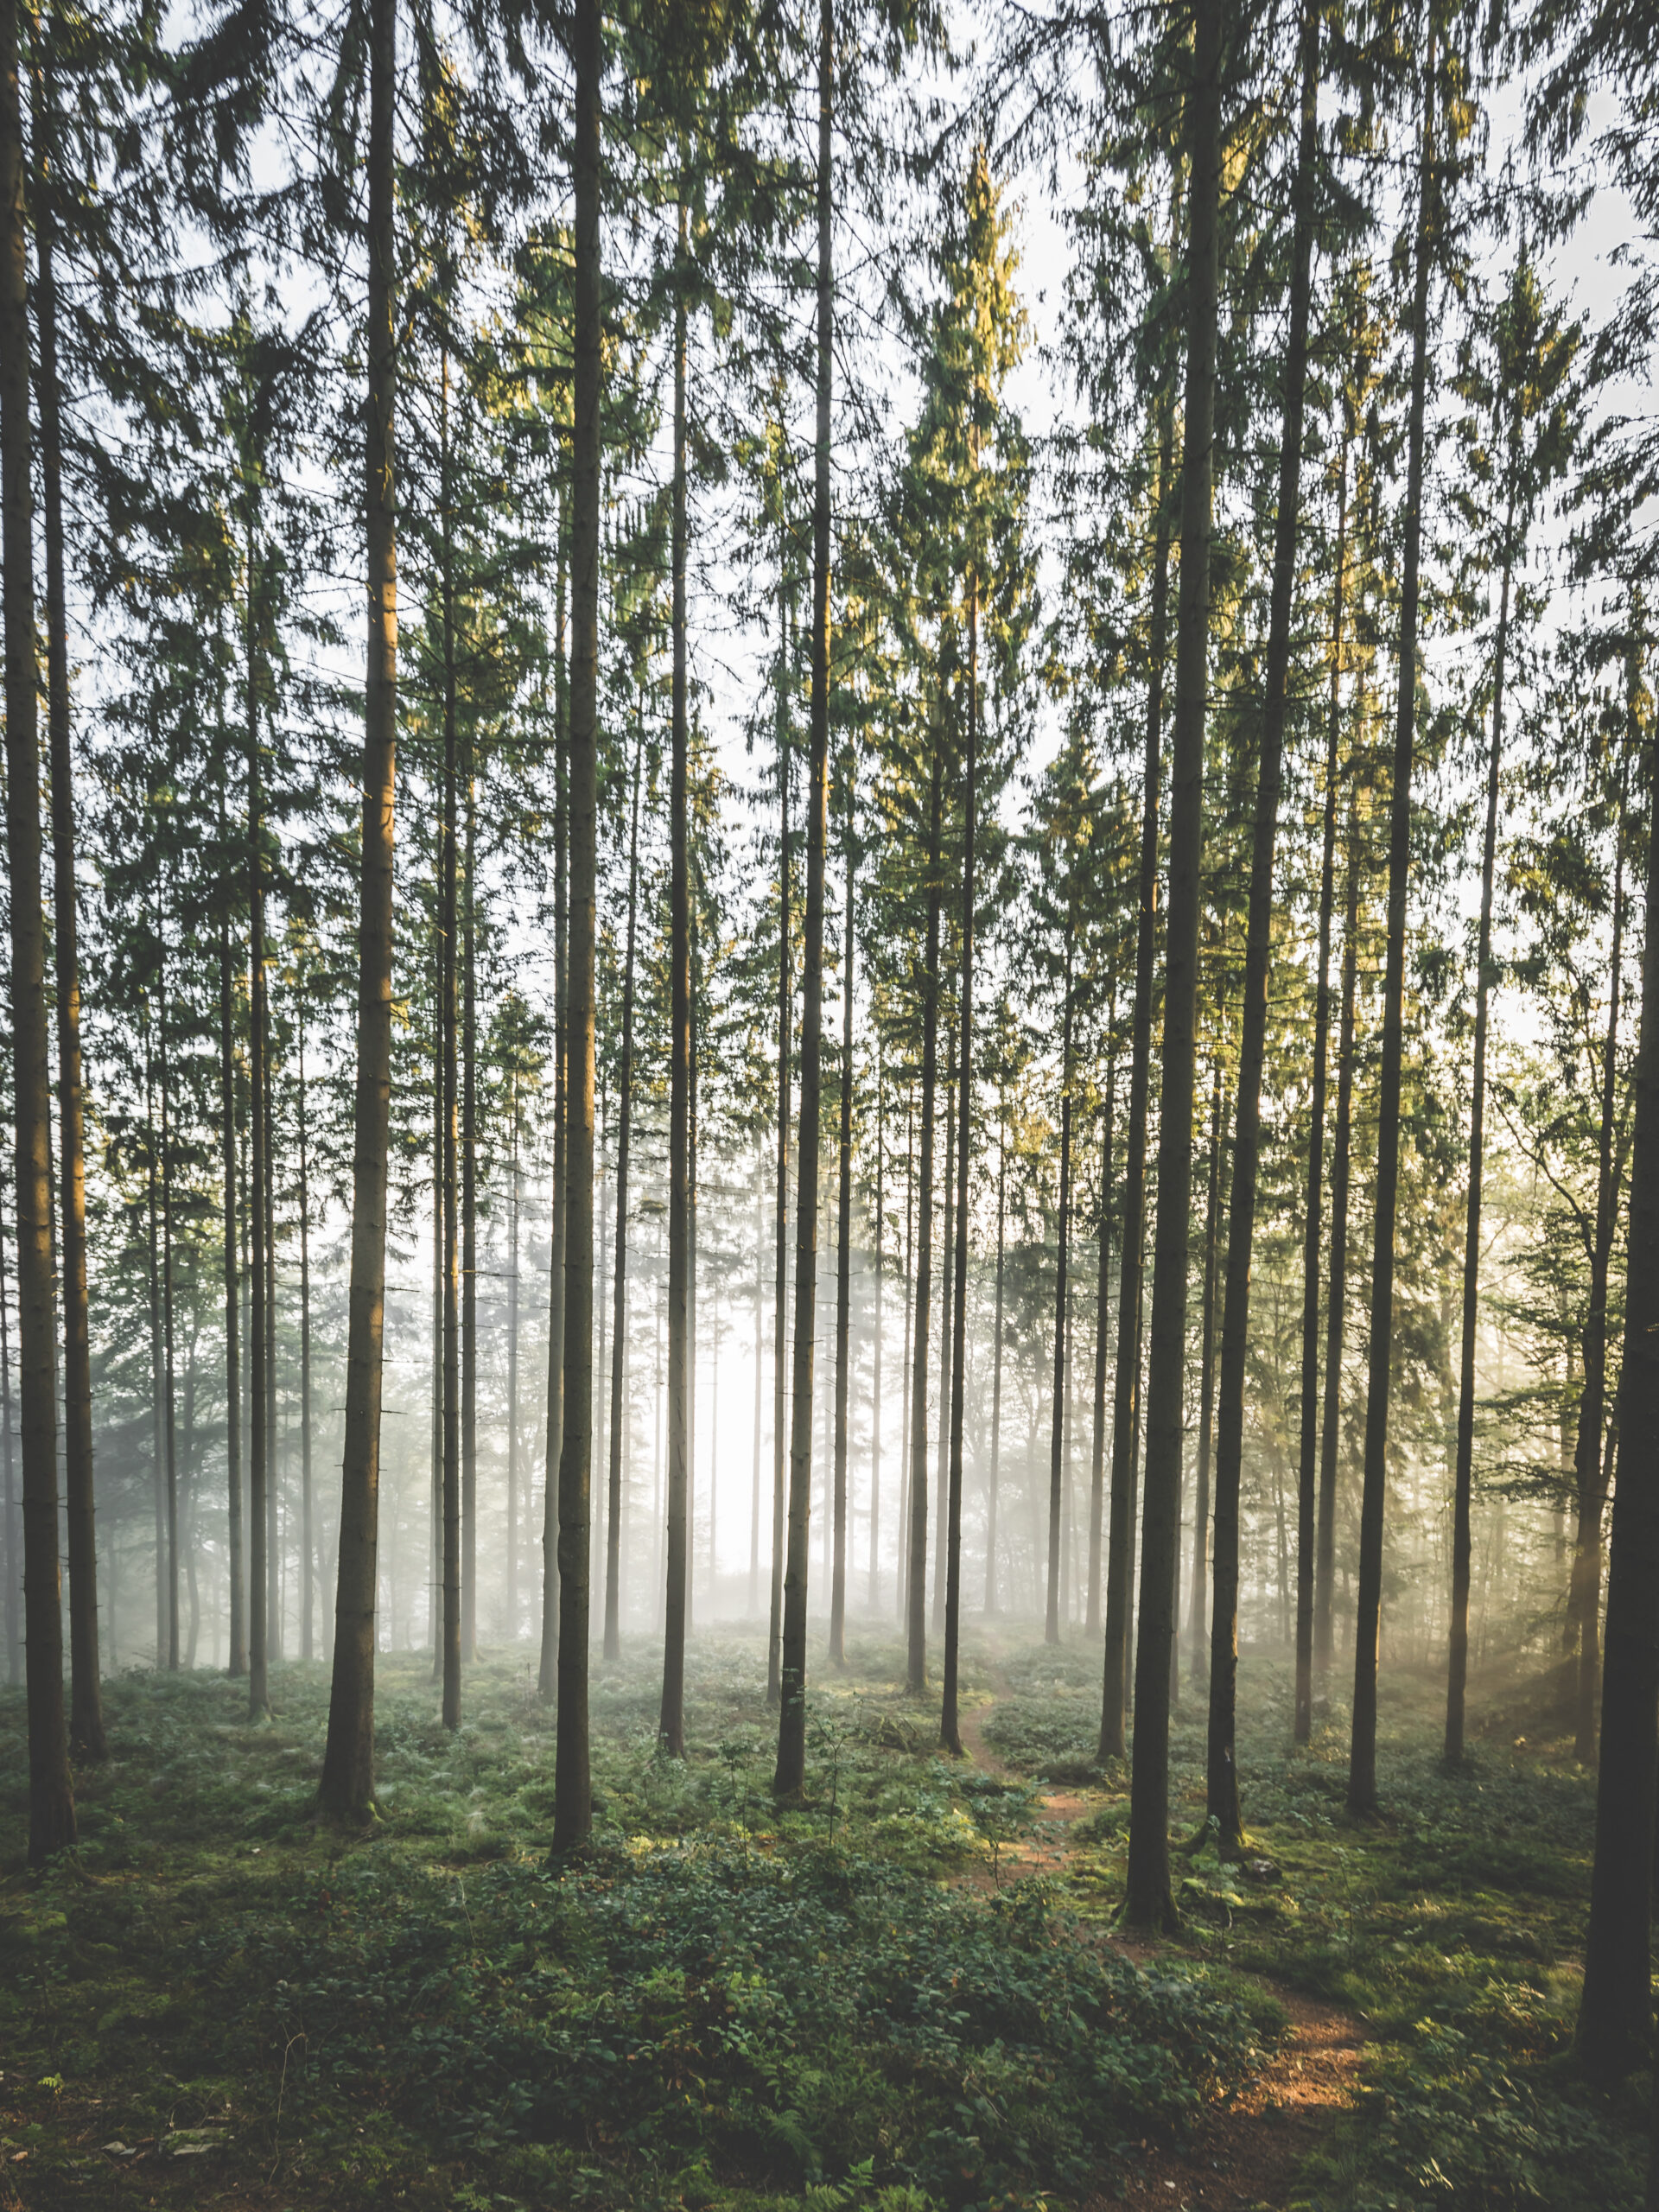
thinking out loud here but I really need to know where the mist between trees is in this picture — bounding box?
[3,0,1659,2193]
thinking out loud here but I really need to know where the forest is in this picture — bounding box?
[2,0,1658,2205]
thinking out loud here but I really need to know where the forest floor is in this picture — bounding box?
[0,1620,1649,2212]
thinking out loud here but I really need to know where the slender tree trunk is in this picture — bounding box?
[1567,725,1630,1762]
[461,770,478,1661]
[662,213,693,1758]
[773,0,832,1802]
[899,1088,913,1627]
[906,754,944,1695]
[986,1099,1006,1615]
[540,542,569,1701]
[871,1070,884,1609]
[161,973,179,1669]
[1298,425,1349,1725]
[934,1032,956,1635]
[1576,597,1659,2084]
[1190,1059,1224,1680]
[552,0,601,1853]
[33,63,104,1751]
[317,0,397,1815]
[247,531,271,1723]
[1101,404,1173,1762]
[606,733,642,1658]
[3,1138,20,1685]
[508,1079,520,1637]
[752,1176,764,1612]
[1350,39,1435,1818]
[941,582,978,1754]
[1444,486,1515,1765]
[264,1081,278,1664]
[298,1016,315,1663]
[1317,780,1362,1672]
[830,794,856,1665]
[1046,918,1074,1645]
[147,1045,163,1665]
[1087,1033,1118,1636]
[219,781,245,1680]
[440,358,462,1732]
[429,918,443,1670]
[769,588,792,1707]
[1206,0,1319,1832]
[1123,0,1223,1929]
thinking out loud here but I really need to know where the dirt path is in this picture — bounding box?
[956,1694,1365,2210]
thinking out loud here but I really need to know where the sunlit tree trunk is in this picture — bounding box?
[318,0,397,1815]
[540,541,568,1702]
[906,753,944,1695]
[941,581,978,1754]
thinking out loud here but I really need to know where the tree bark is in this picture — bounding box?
[662,209,692,1758]
[1576,601,1659,2084]
[1444,481,1516,1764]
[461,768,478,1660]
[769,587,791,1707]
[1297,421,1349,1733]
[1206,0,1319,1834]
[986,1096,1006,1614]
[1317,782,1362,1674]
[941,582,978,1754]
[933,1030,956,1635]
[161,967,179,1669]
[906,753,944,1694]
[298,1014,315,1662]
[1350,35,1435,1818]
[1189,1058,1224,1681]
[1100,404,1173,1764]
[540,539,569,1700]
[606,730,643,1658]
[553,0,601,1853]
[773,0,832,1802]
[317,0,397,1815]
[219,778,245,1680]
[247,528,271,1723]
[1123,0,1223,1929]
[1046,916,1074,1645]
[33,55,104,1751]
[440,353,462,1731]
[830,790,856,1665]
[1087,1032,1117,1636]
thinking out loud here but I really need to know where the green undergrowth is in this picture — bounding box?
[0,1628,1261,2211]
[984,1649,1647,2211]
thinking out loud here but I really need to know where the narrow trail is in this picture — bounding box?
[954,1690,1366,2211]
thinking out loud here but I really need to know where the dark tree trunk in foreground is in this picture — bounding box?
[769,590,791,1707]
[773,0,832,1803]
[662,217,692,1759]
[552,0,601,1853]
[2,0,75,1859]
[1086,1038,1117,1637]
[1444,486,1515,1767]
[606,733,642,1660]
[318,0,397,1817]
[941,587,979,1756]
[1297,427,1349,1737]
[540,547,569,1701]
[35,63,105,1754]
[1190,1059,1224,1681]
[1576,626,1659,2087]
[1046,918,1074,1645]
[1123,0,1222,1930]
[830,796,856,1667]
[1350,39,1435,1819]
[906,750,944,1696]
[1101,404,1173,1763]
[1206,0,1319,1842]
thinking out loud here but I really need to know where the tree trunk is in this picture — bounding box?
[906,754,944,1694]
[148,1042,163,1665]
[662,212,692,1758]
[219,778,246,1680]
[3,1128,20,1686]
[870,1069,884,1608]
[161,970,179,1669]
[830,791,856,1665]
[941,582,978,1755]
[1123,0,1223,1930]
[540,539,569,1701]
[299,1014,315,1663]
[769,587,792,1707]
[1206,0,1319,1834]
[317,0,397,1815]
[1046,916,1074,1645]
[1297,422,1349,1729]
[773,0,832,1803]
[34,57,104,1751]
[1350,36,1435,1819]
[1576,600,1659,2084]
[264,1072,278,1664]
[934,1030,956,1635]
[247,530,271,1723]
[1317,777,1362,1671]
[1189,1058,1224,1681]
[507,1076,520,1638]
[440,356,462,1732]
[1087,1031,1118,1636]
[606,731,643,1659]
[986,1097,1006,1614]
[552,0,601,1853]
[1100,402,1173,1762]
[461,769,479,1661]
[1444,482,1515,1764]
